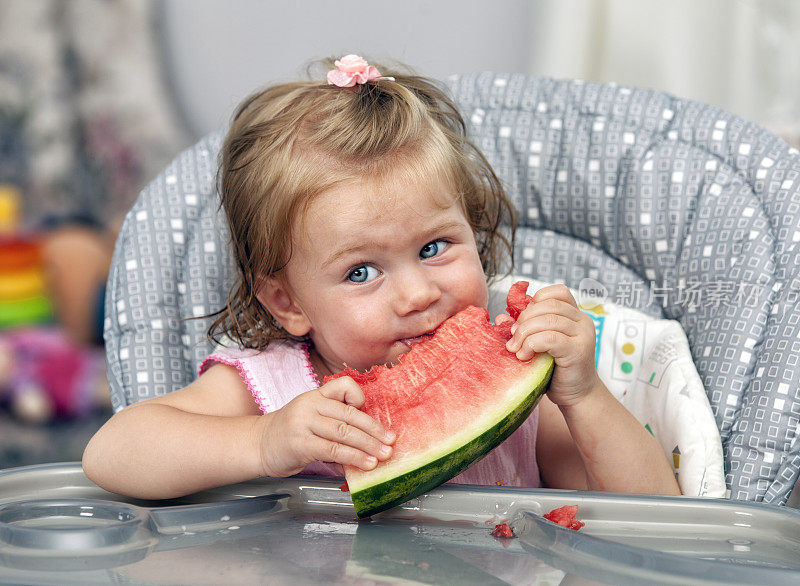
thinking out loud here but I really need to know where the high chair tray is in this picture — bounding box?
[1,463,799,585]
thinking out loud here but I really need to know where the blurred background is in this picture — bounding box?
[0,0,798,469]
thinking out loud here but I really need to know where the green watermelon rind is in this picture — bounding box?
[350,354,554,518]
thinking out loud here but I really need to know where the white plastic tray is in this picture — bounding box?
[1,463,799,585]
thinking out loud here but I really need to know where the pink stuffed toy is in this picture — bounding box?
[0,327,107,423]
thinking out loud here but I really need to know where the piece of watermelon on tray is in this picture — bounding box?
[325,281,553,517]
[543,505,585,530]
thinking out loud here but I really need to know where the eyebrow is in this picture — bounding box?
[321,220,467,269]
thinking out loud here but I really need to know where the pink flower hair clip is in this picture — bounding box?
[327,54,394,87]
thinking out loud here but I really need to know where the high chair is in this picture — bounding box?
[104,73,800,506]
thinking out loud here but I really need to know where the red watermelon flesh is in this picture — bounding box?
[491,522,515,538]
[543,505,585,530]
[506,280,534,320]
[325,281,553,517]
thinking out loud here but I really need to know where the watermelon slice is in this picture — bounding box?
[325,281,554,517]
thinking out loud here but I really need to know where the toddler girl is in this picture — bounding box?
[83,56,680,499]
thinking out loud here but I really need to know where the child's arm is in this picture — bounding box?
[82,364,395,499]
[502,284,680,495]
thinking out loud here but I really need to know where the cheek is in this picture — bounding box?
[458,258,489,305]
[472,278,490,309]
[322,299,379,336]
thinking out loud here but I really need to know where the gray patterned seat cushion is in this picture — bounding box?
[105,74,800,505]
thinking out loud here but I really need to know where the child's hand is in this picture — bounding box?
[500,284,600,407]
[256,376,395,478]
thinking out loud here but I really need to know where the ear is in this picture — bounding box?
[256,277,311,337]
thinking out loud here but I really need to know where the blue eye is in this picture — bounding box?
[347,264,379,283]
[420,240,448,259]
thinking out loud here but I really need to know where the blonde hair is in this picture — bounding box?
[209,58,516,349]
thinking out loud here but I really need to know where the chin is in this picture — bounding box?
[380,344,410,368]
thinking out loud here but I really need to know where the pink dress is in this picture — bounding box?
[200,339,540,488]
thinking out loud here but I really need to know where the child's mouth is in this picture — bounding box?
[398,332,435,347]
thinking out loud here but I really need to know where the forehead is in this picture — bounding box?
[301,171,461,232]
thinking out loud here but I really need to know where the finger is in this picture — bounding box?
[316,396,396,445]
[307,436,380,471]
[311,416,393,461]
[495,313,514,327]
[507,313,580,353]
[318,376,366,408]
[511,330,573,362]
[515,298,583,324]
[531,284,578,308]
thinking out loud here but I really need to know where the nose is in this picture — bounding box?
[394,267,442,316]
